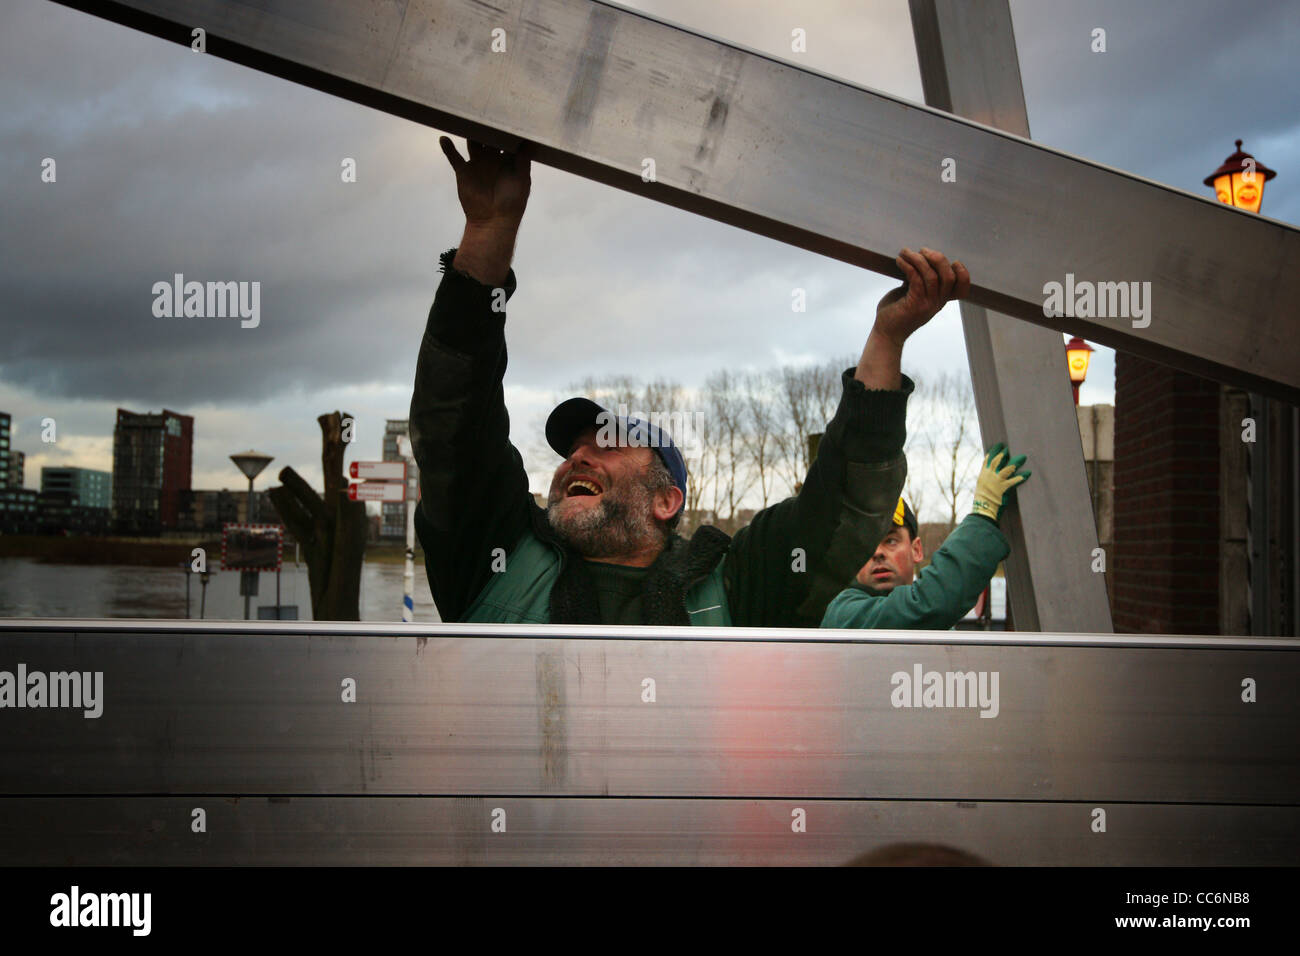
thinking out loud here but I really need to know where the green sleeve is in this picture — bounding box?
[820,514,1009,630]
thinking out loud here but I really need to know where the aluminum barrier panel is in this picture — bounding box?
[1,620,1296,865]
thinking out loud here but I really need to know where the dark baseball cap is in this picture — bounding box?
[546,397,688,512]
[892,497,919,537]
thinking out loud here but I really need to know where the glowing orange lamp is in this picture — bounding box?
[1065,336,1093,405]
[1203,139,1276,214]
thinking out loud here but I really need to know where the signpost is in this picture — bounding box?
[222,524,283,573]
[348,461,406,482]
[348,453,419,621]
[345,482,406,503]
[222,523,283,621]
[396,438,419,624]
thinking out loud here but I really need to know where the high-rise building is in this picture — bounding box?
[112,408,193,534]
[381,419,418,540]
[40,466,111,508]
[0,412,10,489]
[34,490,112,536]
[3,450,23,489]
[0,487,38,534]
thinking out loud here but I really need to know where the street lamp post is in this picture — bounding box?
[1065,335,1099,536]
[230,450,273,620]
[1203,139,1275,213]
[1204,140,1281,635]
[199,568,211,619]
[1065,336,1094,406]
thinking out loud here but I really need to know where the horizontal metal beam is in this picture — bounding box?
[2,623,1296,804]
[53,0,1300,401]
[3,797,1295,865]
[7,617,1292,647]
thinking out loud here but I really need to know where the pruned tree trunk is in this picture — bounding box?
[267,411,367,620]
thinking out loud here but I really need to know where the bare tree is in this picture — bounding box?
[564,374,640,412]
[770,366,809,495]
[703,369,754,528]
[683,390,718,529]
[923,370,981,535]
[639,378,686,419]
[769,356,854,494]
[741,371,780,509]
[815,356,850,427]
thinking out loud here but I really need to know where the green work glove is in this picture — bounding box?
[971,443,1031,523]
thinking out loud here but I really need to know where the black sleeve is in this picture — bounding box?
[723,369,911,628]
[408,247,533,622]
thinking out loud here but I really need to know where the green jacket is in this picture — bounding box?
[463,518,735,625]
[409,247,913,627]
[820,514,1008,630]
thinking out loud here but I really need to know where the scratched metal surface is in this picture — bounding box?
[50,0,1300,400]
[910,0,1109,634]
[1,796,1296,865]
[1,623,1296,803]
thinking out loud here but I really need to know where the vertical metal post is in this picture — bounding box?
[909,0,1113,632]
[1091,404,1101,534]
[1247,393,1270,633]
[245,476,254,621]
[1290,404,1299,637]
[399,435,416,623]
[1291,405,1299,636]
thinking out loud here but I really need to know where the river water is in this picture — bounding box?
[0,556,441,622]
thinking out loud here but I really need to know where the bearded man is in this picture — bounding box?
[410,138,970,627]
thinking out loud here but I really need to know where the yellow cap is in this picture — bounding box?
[891,497,918,535]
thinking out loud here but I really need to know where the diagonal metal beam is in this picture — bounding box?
[909,0,1112,633]
[53,0,1300,402]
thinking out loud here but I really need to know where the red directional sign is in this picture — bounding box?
[349,460,406,481]
[347,482,406,502]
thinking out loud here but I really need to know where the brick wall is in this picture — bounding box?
[1112,353,1221,633]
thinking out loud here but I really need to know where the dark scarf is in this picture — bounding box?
[529,504,731,625]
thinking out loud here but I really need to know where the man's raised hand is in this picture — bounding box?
[873,247,971,347]
[441,137,534,285]
[854,246,970,390]
[439,136,534,228]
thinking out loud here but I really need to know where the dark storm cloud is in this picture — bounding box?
[1012,0,1298,224]
[1,0,448,405]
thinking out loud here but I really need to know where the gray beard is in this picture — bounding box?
[546,479,661,559]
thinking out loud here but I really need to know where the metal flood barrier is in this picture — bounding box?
[1,620,1296,865]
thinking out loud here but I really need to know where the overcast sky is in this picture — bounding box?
[1,0,1295,505]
